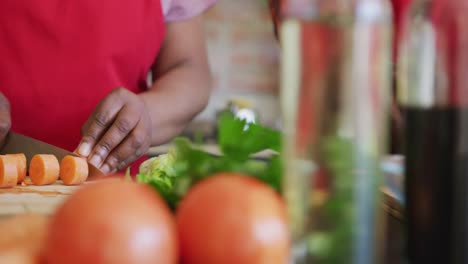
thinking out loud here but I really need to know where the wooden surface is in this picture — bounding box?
[0,179,84,219]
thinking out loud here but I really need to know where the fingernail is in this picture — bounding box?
[89,155,102,167]
[77,142,91,157]
[101,164,110,174]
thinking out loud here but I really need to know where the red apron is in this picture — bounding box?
[0,0,165,175]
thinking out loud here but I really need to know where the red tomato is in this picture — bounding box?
[176,173,290,264]
[42,178,178,264]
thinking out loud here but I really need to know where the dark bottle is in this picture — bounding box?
[398,0,468,262]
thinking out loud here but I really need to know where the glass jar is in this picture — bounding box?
[397,0,468,262]
[279,0,393,263]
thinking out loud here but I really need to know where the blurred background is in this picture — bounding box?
[181,0,281,139]
[183,0,412,155]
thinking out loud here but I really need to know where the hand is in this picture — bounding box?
[0,93,11,148]
[76,88,152,174]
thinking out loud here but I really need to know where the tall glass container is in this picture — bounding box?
[398,0,468,262]
[279,0,393,263]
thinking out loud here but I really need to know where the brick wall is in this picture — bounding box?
[195,0,281,127]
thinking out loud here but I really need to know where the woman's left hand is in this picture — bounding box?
[76,88,152,174]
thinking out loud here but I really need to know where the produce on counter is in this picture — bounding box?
[0,153,90,187]
[60,155,89,185]
[0,155,19,188]
[177,173,290,264]
[29,154,60,185]
[0,113,290,263]
[7,153,27,184]
[133,113,289,263]
[137,112,282,210]
[42,179,178,264]
[0,172,289,264]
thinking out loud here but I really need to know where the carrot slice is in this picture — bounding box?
[6,154,27,184]
[0,156,18,188]
[60,155,89,185]
[29,154,59,186]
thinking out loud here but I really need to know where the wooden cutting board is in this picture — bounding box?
[0,179,86,219]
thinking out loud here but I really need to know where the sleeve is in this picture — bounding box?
[164,0,218,22]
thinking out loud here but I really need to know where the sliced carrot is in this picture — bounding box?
[29,154,59,186]
[6,154,27,184]
[0,156,18,188]
[60,155,89,185]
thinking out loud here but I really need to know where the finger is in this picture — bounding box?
[100,120,150,173]
[88,105,141,168]
[0,94,11,147]
[76,89,125,157]
[118,144,148,173]
[104,145,146,175]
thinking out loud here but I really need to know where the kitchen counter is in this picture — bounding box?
[0,147,405,218]
[148,143,276,159]
[0,144,274,218]
[0,181,82,220]
[0,149,406,262]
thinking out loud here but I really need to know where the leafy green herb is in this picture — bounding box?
[218,112,281,160]
[136,112,282,210]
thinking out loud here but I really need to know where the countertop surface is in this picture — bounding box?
[148,143,276,158]
[0,146,405,219]
[0,181,82,219]
[0,150,406,263]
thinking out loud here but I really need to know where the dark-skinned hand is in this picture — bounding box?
[76,88,152,174]
[0,93,11,148]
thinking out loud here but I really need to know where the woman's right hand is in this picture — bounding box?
[0,93,11,148]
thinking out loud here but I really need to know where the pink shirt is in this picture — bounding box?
[162,0,217,22]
